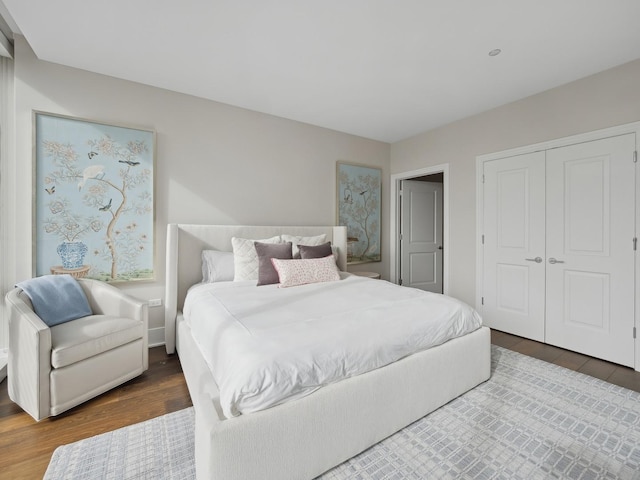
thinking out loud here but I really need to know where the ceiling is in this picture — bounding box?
[2,1,640,143]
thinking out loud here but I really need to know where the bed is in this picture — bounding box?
[165,224,491,480]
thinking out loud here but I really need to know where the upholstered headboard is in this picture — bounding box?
[164,224,347,353]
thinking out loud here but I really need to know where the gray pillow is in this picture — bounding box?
[255,241,293,286]
[299,242,333,259]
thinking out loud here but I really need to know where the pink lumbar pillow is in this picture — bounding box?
[271,255,340,288]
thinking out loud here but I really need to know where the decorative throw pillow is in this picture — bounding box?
[271,256,341,288]
[16,274,92,327]
[255,241,293,286]
[298,242,333,259]
[201,250,235,283]
[232,236,281,281]
[281,233,327,258]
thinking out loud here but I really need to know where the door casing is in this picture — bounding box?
[390,164,449,294]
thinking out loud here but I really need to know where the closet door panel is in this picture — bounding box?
[482,152,546,341]
[545,134,636,367]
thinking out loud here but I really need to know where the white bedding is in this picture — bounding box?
[183,273,482,418]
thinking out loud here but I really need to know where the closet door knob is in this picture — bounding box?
[525,257,542,263]
[548,257,565,264]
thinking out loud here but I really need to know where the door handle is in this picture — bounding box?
[525,257,542,263]
[548,257,565,264]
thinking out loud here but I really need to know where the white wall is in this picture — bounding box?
[391,58,640,307]
[7,36,390,338]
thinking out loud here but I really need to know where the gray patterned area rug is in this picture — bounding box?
[45,346,640,479]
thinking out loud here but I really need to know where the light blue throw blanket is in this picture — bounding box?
[16,274,92,327]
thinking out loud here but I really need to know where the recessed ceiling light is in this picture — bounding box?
[488,49,502,57]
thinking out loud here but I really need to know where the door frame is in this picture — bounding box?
[390,164,449,294]
[475,121,640,372]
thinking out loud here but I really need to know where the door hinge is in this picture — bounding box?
[634,327,637,339]
[399,233,403,241]
[399,189,403,196]
[399,278,403,286]
[482,174,485,183]
[481,297,484,305]
[634,237,637,251]
[482,234,485,245]
[634,151,638,163]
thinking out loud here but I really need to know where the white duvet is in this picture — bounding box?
[183,273,482,418]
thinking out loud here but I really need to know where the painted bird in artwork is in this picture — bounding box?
[119,160,140,166]
[45,185,56,195]
[99,198,112,211]
[78,165,105,190]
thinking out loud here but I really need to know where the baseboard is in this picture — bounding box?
[148,327,165,348]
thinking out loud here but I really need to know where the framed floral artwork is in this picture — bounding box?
[336,161,381,264]
[34,112,155,282]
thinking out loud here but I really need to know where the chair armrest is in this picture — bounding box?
[5,288,52,421]
[78,279,149,370]
[78,279,148,324]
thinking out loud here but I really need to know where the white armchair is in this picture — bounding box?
[6,278,148,421]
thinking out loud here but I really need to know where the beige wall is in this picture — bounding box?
[7,34,640,339]
[391,59,640,307]
[8,36,390,340]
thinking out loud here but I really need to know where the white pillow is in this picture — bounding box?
[281,233,327,258]
[271,256,341,288]
[202,250,235,283]
[232,236,281,281]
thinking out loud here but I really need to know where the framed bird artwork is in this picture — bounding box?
[33,111,156,282]
[336,161,382,264]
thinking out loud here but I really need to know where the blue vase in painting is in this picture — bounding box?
[57,241,88,269]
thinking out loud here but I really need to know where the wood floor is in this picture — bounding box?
[0,347,192,480]
[1,332,639,479]
[491,330,640,392]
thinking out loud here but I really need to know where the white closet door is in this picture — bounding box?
[546,134,636,367]
[400,180,443,293]
[482,152,546,341]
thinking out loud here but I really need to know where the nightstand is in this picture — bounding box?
[351,271,381,280]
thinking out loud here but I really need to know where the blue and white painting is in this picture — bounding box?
[337,162,381,264]
[35,112,155,282]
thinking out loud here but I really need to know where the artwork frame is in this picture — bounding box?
[336,161,382,264]
[33,111,156,283]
